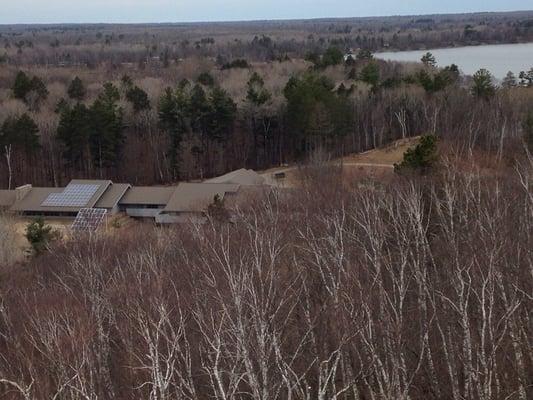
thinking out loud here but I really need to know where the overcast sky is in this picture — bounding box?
[0,0,528,24]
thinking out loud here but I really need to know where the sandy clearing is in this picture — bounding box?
[260,136,419,187]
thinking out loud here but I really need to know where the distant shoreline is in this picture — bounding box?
[376,42,533,78]
[374,40,533,55]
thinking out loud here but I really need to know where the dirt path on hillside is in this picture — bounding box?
[260,137,417,187]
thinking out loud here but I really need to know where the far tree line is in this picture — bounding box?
[2,12,533,67]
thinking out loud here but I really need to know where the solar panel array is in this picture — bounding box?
[42,183,100,207]
[71,208,107,232]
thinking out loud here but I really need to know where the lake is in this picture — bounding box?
[376,42,533,79]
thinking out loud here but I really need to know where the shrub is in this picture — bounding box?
[421,52,437,67]
[207,194,230,222]
[126,86,151,113]
[360,62,380,87]
[395,135,438,174]
[307,47,343,69]
[197,72,215,87]
[356,49,373,60]
[221,59,250,70]
[321,46,343,67]
[25,217,58,254]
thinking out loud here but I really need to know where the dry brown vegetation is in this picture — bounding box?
[0,214,22,265]
[0,148,532,399]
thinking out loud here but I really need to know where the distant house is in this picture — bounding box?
[0,169,272,225]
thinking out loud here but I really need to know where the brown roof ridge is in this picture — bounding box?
[95,183,132,209]
[163,182,240,213]
[119,185,177,206]
[205,168,265,185]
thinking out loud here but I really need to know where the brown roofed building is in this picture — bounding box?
[118,186,176,218]
[2,168,272,223]
[94,183,131,213]
[157,183,239,223]
[119,186,175,206]
[163,183,239,213]
[9,180,112,217]
[10,187,68,215]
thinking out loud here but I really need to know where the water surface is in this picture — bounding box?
[376,42,533,79]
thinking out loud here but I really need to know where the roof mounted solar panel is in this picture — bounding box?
[42,183,100,207]
[71,208,107,232]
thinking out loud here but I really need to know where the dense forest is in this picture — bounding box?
[1,48,533,187]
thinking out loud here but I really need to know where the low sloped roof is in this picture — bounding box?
[205,169,265,185]
[0,190,16,208]
[94,183,131,209]
[10,179,112,213]
[119,186,176,206]
[10,187,64,212]
[163,183,240,213]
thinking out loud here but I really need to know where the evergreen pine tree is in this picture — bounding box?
[0,113,40,154]
[471,69,496,99]
[126,86,151,113]
[88,86,124,171]
[208,87,237,143]
[158,87,189,178]
[67,76,87,101]
[421,52,437,67]
[12,71,32,100]
[56,103,91,170]
[395,135,439,174]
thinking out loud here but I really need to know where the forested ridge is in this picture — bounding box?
[1,12,533,187]
[1,54,533,187]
